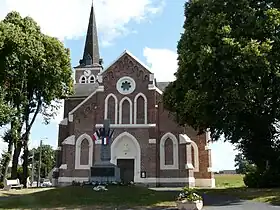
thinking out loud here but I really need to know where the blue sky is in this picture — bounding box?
[0,0,238,171]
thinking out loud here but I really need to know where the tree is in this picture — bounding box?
[0,130,14,181]
[163,0,280,173]
[234,152,256,174]
[22,144,55,179]
[0,11,73,186]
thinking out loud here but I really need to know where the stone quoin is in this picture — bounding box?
[54,2,215,188]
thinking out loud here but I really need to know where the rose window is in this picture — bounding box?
[116,76,136,95]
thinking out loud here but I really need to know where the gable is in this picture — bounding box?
[101,50,152,76]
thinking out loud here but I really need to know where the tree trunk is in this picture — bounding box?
[3,140,13,179]
[22,143,28,188]
[11,144,21,179]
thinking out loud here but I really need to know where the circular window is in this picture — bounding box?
[116,76,136,95]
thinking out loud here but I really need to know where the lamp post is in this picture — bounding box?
[37,138,47,187]
[155,101,162,187]
[31,149,35,185]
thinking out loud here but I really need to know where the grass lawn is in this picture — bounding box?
[0,186,178,209]
[199,174,280,206]
[214,174,245,188]
[1,174,280,209]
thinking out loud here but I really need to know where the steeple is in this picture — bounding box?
[79,2,101,67]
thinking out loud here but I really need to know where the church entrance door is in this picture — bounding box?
[117,159,134,183]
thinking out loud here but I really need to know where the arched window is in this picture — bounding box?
[134,93,147,124]
[88,75,95,83]
[119,97,133,124]
[79,75,87,84]
[104,94,118,124]
[75,134,93,169]
[160,132,179,170]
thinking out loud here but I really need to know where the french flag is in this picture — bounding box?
[102,137,109,145]
[92,130,100,141]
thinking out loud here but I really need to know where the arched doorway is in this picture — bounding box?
[110,132,141,182]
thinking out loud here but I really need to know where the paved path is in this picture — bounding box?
[150,188,280,210]
[202,194,280,210]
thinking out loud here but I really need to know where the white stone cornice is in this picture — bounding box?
[62,135,75,145]
[59,118,68,126]
[59,164,67,170]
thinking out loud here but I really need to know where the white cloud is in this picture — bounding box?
[0,0,164,45]
[143,47,178,82]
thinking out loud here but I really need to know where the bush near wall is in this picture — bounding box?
[244,168,280,188]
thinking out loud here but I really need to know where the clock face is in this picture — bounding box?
[84,69,91,77]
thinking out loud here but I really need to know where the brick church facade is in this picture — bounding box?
[54,4,215,188]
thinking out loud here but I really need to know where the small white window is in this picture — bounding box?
[79,75,87,84]
[88,75,95,83]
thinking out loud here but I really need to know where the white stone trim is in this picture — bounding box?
[148,84,163,95]
[79,75,87,83]
[101,50,153,76]
[59,118,68,126]
[104,93,118,124]
[207,167,214,172]
[185,163,194,169]
[149,139,156,144]
[59,164,67,169]
[58,177,89,183]
[135,177,195,183]
[111,132,141,182]
[195,178,215,188]
[180,134,199,172]
[149,73,154,82]
[119,97,133,124]
[69,114,73,122]
[95,124,156,128]
[185,143,194,170]
[133,93,147,124]
[116,76,136,95]
[97,74,103,83]
[62,135,75,145]
[58,176,195,184]
[75,133,93,170]
[206,129,211,141]
[68,86,104,121]
[179,134,191,144]
[190,141,200,172]
[160,132,179,170]
[205,145,210,150]
[74,67,101,71]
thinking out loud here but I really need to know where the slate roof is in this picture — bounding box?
[156,82,170,91]
[75,3,100,68]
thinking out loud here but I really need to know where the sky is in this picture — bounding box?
[0,0,238,171]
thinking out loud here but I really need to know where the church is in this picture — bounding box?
[54,3,215,188]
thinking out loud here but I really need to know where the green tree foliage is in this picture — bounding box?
[234,152,256,174]
[0,130,14,181]
[163,0,280,174]
[23,144,55,179]
[0,89,13,127]
[0,11,73,185]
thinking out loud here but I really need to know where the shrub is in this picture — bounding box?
[244,168,280,188]
[176,187,202,202]
[243,171,261,188]
[17,167,30,184]
[0,181,3,189]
